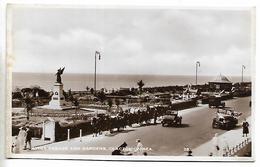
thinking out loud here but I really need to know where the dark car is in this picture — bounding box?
[162,110,182,127]
[212,113,238,130]
[208,97,225,108]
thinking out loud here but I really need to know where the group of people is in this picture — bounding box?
[12,126,33,153]
[91,106,167,137]
[210,133,230,156]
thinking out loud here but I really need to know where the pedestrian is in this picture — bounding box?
[135,139,144,155]
[221,136,229,156]
[184,146,193,156]
[17,126,26,151]
[24,126,32,150]
[91,117,98,137]
[187,150,193,156]
[211,133,220,156]
[12,136,20,153]
[154,108,158,125]
[242,119,249,137]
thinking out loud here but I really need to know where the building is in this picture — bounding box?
[209,74,233,91]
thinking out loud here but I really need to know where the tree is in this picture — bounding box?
[23,93,34,121]
[115,98,120,106]
[73,98,79,121]
[90,88,94,95]
[97,91,106,103]
[137,80,145,93]
[86,86,90,92]
[67,89,74,101]
[115,99,120,113]
[107,99,113,112]
[12,92,23,99]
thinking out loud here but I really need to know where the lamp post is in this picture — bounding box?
[242,65,246,83]
[195,61,200,85]
[94,51,101,94]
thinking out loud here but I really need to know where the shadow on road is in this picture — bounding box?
[106,129,135,137]
[176,123,190,128]
[233,124,243,130]
[162,123,190,128]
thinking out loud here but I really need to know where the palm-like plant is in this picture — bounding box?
[86,86,89,92]
[137,80,145,93]
[23,93,34,121]
[115,99,120,113]
[107,99,113,112]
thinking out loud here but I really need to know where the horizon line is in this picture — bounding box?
[12,71,251,77]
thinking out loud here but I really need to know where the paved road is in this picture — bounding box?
[26,97,251,156]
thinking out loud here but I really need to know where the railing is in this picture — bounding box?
[222,137,251,157]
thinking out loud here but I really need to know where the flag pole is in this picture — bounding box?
[242,65,245,83]
[94,52,97,94]
[196,61,200,85]
[94,51,101,95]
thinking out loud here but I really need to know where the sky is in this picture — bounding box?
[10,6,254,76]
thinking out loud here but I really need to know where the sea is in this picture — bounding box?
[12,73,251,91]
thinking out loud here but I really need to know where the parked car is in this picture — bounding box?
[208,96,225,108]
[162,110,182,127]
[216,107,242,117]
[212,113,238,130]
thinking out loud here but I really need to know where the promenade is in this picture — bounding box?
[25,117,251,157]
[190,116,251,157]
[15,97,251,157]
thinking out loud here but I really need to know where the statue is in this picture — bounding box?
[55,67,65,84]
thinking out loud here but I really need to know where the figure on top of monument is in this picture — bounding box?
[56,67,65,84]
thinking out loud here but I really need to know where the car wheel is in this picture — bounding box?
[225,124,231,130]
[212,120,218,128]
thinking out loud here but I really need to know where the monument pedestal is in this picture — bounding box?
[40,82,73,110]
[48,82,66,109]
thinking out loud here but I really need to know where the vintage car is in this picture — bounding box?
[216,107,242,117]
[161,110,182,127]
[212,113,238,130]
[208,96,225,108]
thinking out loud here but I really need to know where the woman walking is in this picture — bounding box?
[242,119,249,137]
[17,127,27,151]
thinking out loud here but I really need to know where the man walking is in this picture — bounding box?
[24,126,32,150]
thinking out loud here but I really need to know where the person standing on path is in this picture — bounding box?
[242,119,249,137]
[221,136,230,156]
[12,136,20,153]
[24,127,32,150]
[154,108,158,125]
[17,127,26,151]
[135,139,144,155]
[211,133,220,156]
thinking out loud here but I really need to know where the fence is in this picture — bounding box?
[55,121,93,141]
[171,99,197,110]
[222,137,251,157]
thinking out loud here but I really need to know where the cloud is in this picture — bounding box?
[11,7,253,76]
[13,29,105,73]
